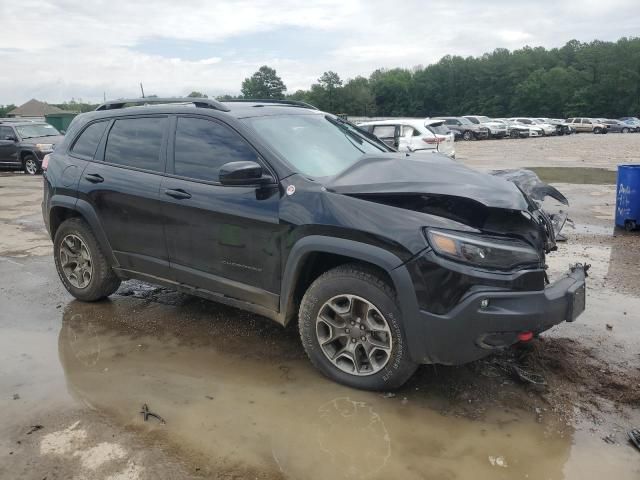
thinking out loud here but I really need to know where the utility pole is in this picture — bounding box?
[140,83,145,98]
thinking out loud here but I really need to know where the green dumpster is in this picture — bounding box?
[45,112,78,133]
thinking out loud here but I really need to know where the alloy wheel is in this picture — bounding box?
[25,158,38,175]
[59,234,93,289]
[315,294,392,376]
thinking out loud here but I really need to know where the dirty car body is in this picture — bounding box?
[42,98,587,389]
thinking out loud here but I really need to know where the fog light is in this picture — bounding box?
[480,299,489,309]
[518,331,534,342]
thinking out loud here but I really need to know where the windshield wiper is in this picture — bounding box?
[326,116,391,151]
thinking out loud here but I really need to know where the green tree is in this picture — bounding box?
[0,104,17,117]
[241,65,287,99]
[187,91,208,98]
[318,71,343,112]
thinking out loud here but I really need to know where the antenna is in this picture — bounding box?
[140,83,145,98]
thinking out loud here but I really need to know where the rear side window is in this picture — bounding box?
[173,117,258,182]
[71,121,108,158]
[105,117,167,171]
[372,125,396,138]
[0,126,14,139]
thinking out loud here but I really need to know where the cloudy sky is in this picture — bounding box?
[1,0,638,105]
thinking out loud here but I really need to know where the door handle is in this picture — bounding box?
[164,188,192,200]
[85,174,104,183]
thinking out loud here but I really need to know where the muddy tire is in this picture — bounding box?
[299,264,418,390]
[54,218,121,302]
[462,130,474,141]
[23,155,39,175]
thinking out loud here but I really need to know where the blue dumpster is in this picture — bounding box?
[615,164,640,230]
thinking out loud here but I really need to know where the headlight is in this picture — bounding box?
[35,143,54,152]
[425,229,540,270]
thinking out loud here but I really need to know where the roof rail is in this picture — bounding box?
[95,97,230,112]
[223,99,318,110]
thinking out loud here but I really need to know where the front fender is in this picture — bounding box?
[279,236,423,361]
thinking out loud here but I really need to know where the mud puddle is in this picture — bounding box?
[528,167,617,184]
[53,293,639,480]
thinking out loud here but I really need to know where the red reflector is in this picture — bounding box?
[518,331,533,342]
[42,154,50,170]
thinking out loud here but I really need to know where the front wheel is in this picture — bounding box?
[462,130,474,141]
[54,218,121,301]
[23,155,39,175]
[622,128,629,133]
[594,127,603,134]
[299,264,418,390]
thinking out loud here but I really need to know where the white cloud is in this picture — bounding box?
[0,0,638,104]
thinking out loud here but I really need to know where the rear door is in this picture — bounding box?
[160,115,281,311]
[76,115,170,278]
[0,126,19,166]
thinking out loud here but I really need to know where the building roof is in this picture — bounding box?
[8,99,65,117]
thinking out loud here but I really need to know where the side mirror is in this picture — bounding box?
[3,135,17,142]
[219,161,270,186]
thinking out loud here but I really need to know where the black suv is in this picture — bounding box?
[42,98,587,390]
[0,120,63,174]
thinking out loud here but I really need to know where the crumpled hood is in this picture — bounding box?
[325,155,530,211]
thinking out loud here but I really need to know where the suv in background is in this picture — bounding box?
[358,118,455,158]
[566,118,608,134]
[463,116,507,138]
[42,97,587,390]
[436,117,489,141]
[0,120,63,174]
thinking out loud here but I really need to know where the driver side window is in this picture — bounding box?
[173,117,259,183]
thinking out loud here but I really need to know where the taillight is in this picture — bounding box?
[422,137,443,144]
[42,154,50,170]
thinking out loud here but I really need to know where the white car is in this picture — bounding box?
[501,119,544,137]
[358,118,456,158]
[464,115,508,138]
[510,118,556,136]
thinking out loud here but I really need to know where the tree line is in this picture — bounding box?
[2,37,637,119]
[239,37,640,118]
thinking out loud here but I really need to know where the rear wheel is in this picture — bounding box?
[23,155,39,175]
[299,264,418,390]
[54,218,121,301]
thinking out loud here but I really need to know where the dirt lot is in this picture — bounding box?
[1,134,639,479]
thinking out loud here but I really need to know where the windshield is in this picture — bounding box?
[457,117,473,125]
[243,114,388,177]
[477,116,491,122]
[15,123,60,139]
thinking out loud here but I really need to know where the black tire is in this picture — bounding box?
[594,127,602,134]
[299,264,418,390]
[462,130,473,141]
[510,130,519,139]
[622,128,629,133]
[23,154,39,175]
[53,218,121,301]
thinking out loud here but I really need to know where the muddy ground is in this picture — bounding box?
[1,133,639,479]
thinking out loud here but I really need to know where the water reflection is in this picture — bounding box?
[59,296,572,480]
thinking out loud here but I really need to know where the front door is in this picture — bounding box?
[77,116,170,278]
[0,126,19,167]
[161,115,281,311]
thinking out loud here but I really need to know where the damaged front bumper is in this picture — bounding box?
[407,264,588,365]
